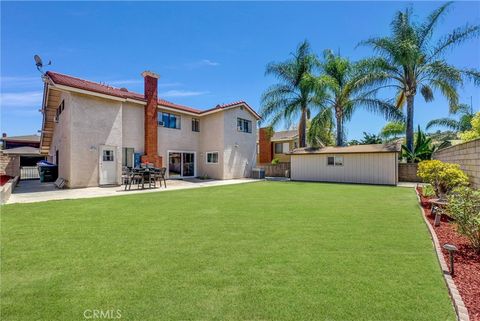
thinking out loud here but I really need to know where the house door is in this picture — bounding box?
[99,145,117,185]
[168,151,195,178]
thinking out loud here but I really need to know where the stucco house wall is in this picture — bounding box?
[198,111,225,179]
[69,93,123,188]
[122,102,144,154]
[291,152,398,185]
[222,106,257,179]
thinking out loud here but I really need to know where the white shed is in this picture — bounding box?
[289,143,400,186]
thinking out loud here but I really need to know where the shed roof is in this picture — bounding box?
[289,143,400,155]
[271,130,298,141]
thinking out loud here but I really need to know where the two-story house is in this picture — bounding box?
[39,71,260,188]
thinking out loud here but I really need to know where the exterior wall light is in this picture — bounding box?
[443,244,458,276]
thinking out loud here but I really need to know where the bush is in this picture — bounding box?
[417,160,469,198]
[271,158,280,165]
[422,184,436,197]
[459,112,480,142]
[447,187,480,253]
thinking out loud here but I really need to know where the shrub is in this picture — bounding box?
[422,184,436,197]
[459,112,480,142]
[271,158,280,165]
[447,187,480,253]
[417,160,469,198]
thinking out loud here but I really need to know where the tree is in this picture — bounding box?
[349,132,382,145]
[380,121,405,141]
[401,126,436,162]
[360,2,480,153]
[307,107,335,147]
[314,50,402,146]
[260,41,325,147]
[426,103,475,132]
[459,112,480,142]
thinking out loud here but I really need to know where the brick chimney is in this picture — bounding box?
[141,71,162,168]
[258,127,273,164]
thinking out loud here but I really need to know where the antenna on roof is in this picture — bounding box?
[33,54,52,75]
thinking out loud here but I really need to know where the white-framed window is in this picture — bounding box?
[206,152,219,164]
[327,156,343,166]
[158,112,181,129]
[237,118,252,133]
[274,143,283,154]
[192,118,200,132]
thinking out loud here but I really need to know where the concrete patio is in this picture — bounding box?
[6,178,259,204]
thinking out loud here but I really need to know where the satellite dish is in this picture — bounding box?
[34,54,43,67]
[33,54,52,75]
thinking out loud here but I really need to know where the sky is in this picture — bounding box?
[1,1,479,140]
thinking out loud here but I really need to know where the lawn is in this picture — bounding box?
[1,181,455,321]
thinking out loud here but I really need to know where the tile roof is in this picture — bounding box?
[289,143,401,155]
[1,134,40,142]
[271,130,298,141]
[46,71,260,118]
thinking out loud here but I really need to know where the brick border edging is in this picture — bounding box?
[414,188,470,321]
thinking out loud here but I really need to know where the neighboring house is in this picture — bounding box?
[39,71,260,188]
[0,134,45,178]
[289,143,400,186]
[257,127,299,164]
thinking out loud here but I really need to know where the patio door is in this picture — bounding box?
[99,145,117,185]
[168,151,195,178]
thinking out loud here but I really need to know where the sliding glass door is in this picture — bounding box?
[168,152,195,178]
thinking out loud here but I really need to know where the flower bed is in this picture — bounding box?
[417,186,480,321]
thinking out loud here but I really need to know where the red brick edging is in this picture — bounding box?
[414,188,470,321]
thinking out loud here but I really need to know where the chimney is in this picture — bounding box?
[258,127,273,164]
[141,71,162,168]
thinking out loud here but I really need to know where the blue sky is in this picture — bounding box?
[1,1,479,140]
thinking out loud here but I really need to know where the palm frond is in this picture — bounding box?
[426,117,460,130]
[354,97,404,121]
[418,2,453,48]
[420,84,434,102]
[429,79,459,111]
[430,24,480,60]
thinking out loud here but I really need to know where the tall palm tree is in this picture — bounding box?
[314,50,402,146]
[360,2,480,153]
[426,103,475,132]
[260,40,325,147]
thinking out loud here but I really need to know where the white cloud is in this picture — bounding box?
[160,90,209,98]
[199,59,220,67]
[108,79,143,86]
[0,91,43,107]
[185,59,220,69]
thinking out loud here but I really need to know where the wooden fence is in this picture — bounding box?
[257,162,291,177]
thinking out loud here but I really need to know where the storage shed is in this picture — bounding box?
[289,143,400,186]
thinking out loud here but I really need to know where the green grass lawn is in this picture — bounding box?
[1,181,455,321]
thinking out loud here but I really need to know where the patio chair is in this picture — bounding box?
[128,169,144,190]
[143,169,156,189]
[155,167,167,188]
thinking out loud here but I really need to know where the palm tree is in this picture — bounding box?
[260,40,325,147]
[360,2,480,154]
[380,121,406,141]
[314,50,402,146]
[426,103,475,132]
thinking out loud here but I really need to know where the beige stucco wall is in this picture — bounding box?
[49,91,72,184]
[197,111,225,179]
[222,106,257,179]
[433,138,480,188]
[291,152,398,185]
[68,93,123,188]
[122,102,144,154]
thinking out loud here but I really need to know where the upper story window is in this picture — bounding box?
[274,142,290,154]
[327,156,343,166]
[158,112,181,129]
[55,100,65,121]
[237,118,252,133]
[192,118,200,132]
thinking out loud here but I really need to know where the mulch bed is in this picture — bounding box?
[417,187,480,321]
[0,175,12,186]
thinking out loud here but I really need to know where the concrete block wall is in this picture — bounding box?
[0,153,20,177]
[398,163,422,182]
[433,138,480,189]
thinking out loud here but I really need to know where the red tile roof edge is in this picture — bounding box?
[46,71,259,118]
